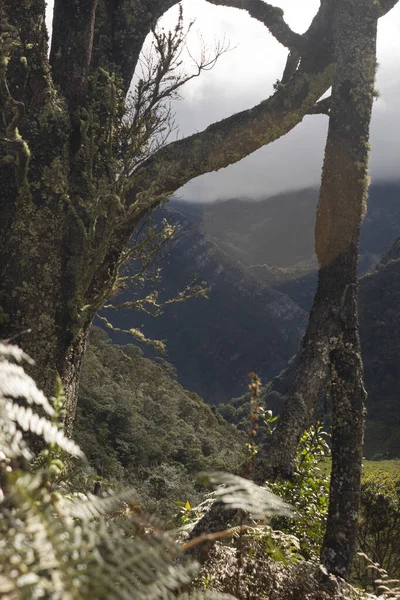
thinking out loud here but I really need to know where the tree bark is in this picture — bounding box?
[187,0,380,576]
[319,0,378,577]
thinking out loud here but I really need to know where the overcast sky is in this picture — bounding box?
[45,0,400,201]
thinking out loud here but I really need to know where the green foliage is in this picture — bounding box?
[237,525,302,566]
[270,424,331,561]
[0,343,82,466]
[74,327,244,517]
[0,341,244,600]
[353,472,400,588]
[1,340,316,600]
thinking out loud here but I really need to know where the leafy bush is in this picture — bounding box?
[270,424,331,561]
[75,328,245,516]
[353,472,400,588]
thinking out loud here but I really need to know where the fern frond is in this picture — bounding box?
[198,472,295,520]
[0,361,54,416]
[0,342,34,365]
[60,487,140,519]
[0,411,32,463]
[134,559,199,600]
[5,401,83,457]
[82,522,199,600]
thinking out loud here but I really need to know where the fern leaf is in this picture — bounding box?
[0,361,54,416]
[60,488,140,519]
[5,401,83,458]
[0,413,32,462]
[0,342,34,365]
[198,472,295,520]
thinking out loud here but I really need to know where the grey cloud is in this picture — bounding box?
[44,0,400,201]
[170,5,400,201]
[175,79,400,201]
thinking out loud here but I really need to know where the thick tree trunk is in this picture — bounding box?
[0,0,91,430]
[319,0,377,578]
[0,164,92,433]
[187,0,378,575]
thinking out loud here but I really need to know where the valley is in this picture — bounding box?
[101,181,400,458]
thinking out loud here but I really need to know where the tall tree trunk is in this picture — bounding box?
[259,0,377,578]
[0,0,92,431]
[188,0,378,576]
[319,0,377,578]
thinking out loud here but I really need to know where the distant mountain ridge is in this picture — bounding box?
[105,204,307,402]
[359,236,400,457]
[172,181,400,270]
[172,181,400,305]
[105,181,400,408]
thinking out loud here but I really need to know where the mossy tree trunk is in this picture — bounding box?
[0,0,339,431]
[188,0,395,577]
[260,0,378,577]
[0,0,74,419]
[319,0,378,578]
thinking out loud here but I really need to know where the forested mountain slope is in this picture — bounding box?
[221,235,400,459]
[75,328,244,516]
[177,182,400,270]
[175,181,400,309]
[106,182,400,405]
[359,237,400,458]
[105,207,307,403]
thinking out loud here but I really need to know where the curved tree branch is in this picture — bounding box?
[379,0,400,16]
[206,0,306,50]
[126,59,334,215]
[84,47,334,315]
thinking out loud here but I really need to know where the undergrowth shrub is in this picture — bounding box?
[270,423,331,561]
[352,472,400,589]
[0,343,294,599]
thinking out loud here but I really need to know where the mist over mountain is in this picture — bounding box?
[104,205,307,402]
[103,181,400,417]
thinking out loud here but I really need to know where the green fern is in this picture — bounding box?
[198,472,295,520]
[59,487,140,519]
[0,343,82,462]
[0,342,240,599]
[0,342,301,599]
